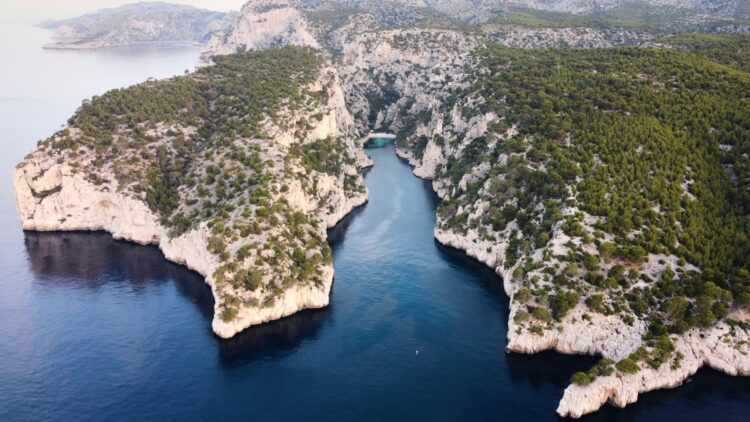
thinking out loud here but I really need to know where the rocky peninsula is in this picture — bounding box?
[40,2,226,50]
[15,47,370,338]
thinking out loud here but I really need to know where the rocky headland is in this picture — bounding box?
[15,47,370,339]
[39,2,227,50]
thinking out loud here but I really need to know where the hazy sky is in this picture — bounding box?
[0,0,248,23]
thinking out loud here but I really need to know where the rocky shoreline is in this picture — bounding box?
[14,54,372,339]
[397,144,750,418]
[14,147,370,340]
[14,151,369,339]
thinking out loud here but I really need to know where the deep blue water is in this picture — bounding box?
[2,23,750,422]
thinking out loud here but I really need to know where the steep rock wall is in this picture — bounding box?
[14,60,368,339]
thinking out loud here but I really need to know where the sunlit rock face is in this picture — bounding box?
[198,0,320,66]
[198,3,750,418]
[14,47,370,340]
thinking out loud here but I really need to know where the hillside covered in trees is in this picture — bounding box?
[439,43,750,316]
[388,34,750,411]
[16,46,368,337]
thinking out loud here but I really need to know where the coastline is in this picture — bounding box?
[43,40,203,51]
[394,145,750,418]
[13,153,370,339]
[12,56,372,339]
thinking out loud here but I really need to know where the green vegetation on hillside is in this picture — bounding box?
[493,7,651,30]
[50,46,323,230]
[663,33,750,72]
[425,37,750,357]
[35,46,363,321]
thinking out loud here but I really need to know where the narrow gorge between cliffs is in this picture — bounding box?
[4,144,750,421]
[3,24,750,422]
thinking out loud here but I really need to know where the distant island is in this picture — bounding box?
[39,1,227,50]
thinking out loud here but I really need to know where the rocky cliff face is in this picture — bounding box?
[198,0,320,65]
[338,29,479,136]
[556,316,750,417]
[15,47,370,339]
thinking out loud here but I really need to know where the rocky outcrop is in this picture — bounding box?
[14,50,369,339]
[557,317,750,418]
[198,0,319,66]
[13,155,362,339]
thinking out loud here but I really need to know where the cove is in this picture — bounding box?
[3,144,750,421]
[3,24,750,421]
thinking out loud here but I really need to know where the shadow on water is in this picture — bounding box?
[435,241,507,301]
[422,181,442,207]
[22,230,332,364]
[507,350,597,391]
[435,237,600,393]
[327,202,367,248]
[218,307,330,365]
[23,231,213,318]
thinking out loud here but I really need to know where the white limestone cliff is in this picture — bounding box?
[198,0,319,66]
[406,93,750,418]
[557,316,750,418]
[14,62,369,340]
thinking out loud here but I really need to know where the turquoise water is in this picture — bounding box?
[2,23,750,422]
[364,136,396,148]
